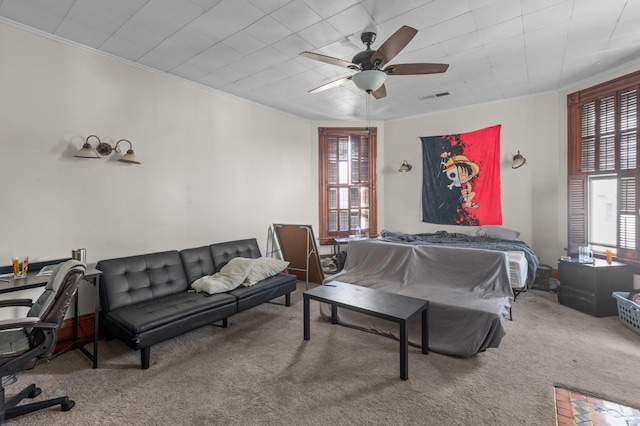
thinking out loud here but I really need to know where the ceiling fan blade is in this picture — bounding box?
[309,76,352,94]
[384,63,449,75]
[371,84,386,99]
[370,25,418,67]
[300,51,356,69]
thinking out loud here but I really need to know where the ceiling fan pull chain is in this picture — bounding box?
[366,91,370,131]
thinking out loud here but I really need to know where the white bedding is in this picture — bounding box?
[507,251,528,290]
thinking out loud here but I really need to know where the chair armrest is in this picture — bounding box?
[0,299,33,308]
[0,317,40,330]
[34,322,58,330]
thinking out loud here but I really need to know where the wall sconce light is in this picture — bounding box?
[74,135,101,159]
[511,151,526,169]
[75,135,141,164]
[398,160,412,172]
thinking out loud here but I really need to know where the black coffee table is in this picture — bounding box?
[303,281,429,380]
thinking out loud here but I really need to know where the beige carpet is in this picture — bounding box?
[5,283,640,425]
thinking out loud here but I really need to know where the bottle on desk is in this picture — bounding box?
[356,227,361,238]
[606,249,613,264]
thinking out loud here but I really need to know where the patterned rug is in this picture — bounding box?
[555,387,640,425]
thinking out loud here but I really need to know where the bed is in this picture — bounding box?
[377,229,539,294]
[320,238,514,357]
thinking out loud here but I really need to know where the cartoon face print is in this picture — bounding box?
[440,152,480,209]
[446,164,461,189]
[441,153,461,189]
[457,163,472,184]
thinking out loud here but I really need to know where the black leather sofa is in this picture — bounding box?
[96,238,297,369]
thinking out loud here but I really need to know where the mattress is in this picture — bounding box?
[507,251,528,290]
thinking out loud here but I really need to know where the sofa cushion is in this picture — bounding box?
[180,246,216,284]
[105,291,237,334]
[210,239,261,271]
[98,251,188,313]
[230,273,297,311]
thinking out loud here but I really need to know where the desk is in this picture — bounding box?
[0,267,102,368]
[303,281,429,380]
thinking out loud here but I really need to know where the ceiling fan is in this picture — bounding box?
[300,26,449,99]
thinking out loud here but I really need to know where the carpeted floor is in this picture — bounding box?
[4,282,640,425]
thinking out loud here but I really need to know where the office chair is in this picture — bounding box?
[0,260,85,424]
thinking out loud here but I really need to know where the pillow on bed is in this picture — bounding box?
[243,257,290,286]
[476,226,520,240]
[191,257,255,294]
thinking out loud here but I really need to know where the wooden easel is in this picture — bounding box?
[268,224,324,289]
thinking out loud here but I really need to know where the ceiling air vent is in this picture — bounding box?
[418,91,451,100]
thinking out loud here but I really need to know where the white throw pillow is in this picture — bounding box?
[191,257,255,295]
[243,257,290,286]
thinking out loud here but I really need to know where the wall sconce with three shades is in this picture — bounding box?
[75,135,141,164]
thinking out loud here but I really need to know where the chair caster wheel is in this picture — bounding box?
[28,387,42,398]
[61,399,75,411]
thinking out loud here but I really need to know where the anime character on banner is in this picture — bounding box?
[421,125,502,226]
[440,152,480,209]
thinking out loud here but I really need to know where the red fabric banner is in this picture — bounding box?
[421,125,502,226]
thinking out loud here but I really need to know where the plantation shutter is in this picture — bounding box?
[618,175,638,259]
[580,101,596,172]
[617,88,639,259]
[567,175,587,254]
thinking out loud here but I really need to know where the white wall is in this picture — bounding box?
[383,93,562,266]
[0,23,315,313]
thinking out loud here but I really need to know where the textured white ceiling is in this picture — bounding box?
[1,0,639,122]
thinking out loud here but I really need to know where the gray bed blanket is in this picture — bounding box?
[321,239,513,357]
[378,229,539,285]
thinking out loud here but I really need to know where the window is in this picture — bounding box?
[588,175,617,248]
[567,70,640,266]
[318,127,377,245]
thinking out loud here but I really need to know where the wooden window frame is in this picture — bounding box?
[318,127,377,246]
[567,70,640,270]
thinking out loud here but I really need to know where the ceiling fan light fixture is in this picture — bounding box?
[352,70,387,92]
[301,26,448,99]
